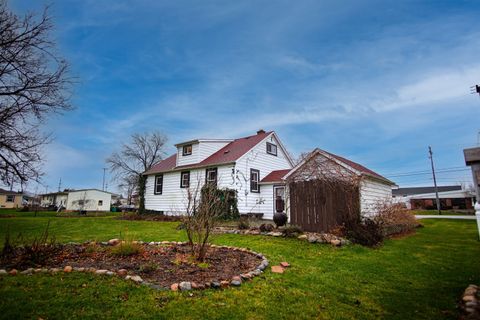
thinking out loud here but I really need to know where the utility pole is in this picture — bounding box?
[428,146,441,215]
[58,178,62,192]
[102,168,107,191]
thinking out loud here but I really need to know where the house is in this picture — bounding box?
[143,130,394,220]
[0,188,31,209]
[393,186,475,210]
[65,189,112,212]
[144,130,294,219]
[282,148,396,217]
[40,191,69,208]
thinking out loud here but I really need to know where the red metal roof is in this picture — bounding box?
[144,131,273,174]
[260,169,291,183]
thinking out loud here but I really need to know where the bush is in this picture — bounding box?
[273,212,288,227]
[343,217,384,247]
[259,223,274,232]
[373,202,419,237]
[282,225,303,238]
[110,241,143,256]
[237,217,250,230]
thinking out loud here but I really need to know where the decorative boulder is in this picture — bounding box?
[273,212,288,228]
[259,223,275,232]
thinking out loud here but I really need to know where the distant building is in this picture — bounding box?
[40,191,69,208]
[393,185,475,210]
[0,188,32,209]
[40,189,113,212]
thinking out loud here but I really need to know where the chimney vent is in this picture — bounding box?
[257,129,266,135]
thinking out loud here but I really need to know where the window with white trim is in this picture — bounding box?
[182,144,192,156]
[205,167,217,186]
[180,171,190,188]
[154,174,163,194]
[266,142,277,156]
[250,169,260,193]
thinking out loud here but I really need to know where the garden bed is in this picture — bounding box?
[0,241,267,290]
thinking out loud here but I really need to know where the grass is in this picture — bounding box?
[411,209,474,216]
[0,214,478,319]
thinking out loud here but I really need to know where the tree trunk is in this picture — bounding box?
[138,175,147,214]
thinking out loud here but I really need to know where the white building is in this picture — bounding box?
[143,130,394,219]
[66,189,112,212]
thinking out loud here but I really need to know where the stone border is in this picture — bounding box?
[460,284,480,319]
[0,240,269,292]
[214,227,350,246]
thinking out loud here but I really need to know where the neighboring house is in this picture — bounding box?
[282,148,396,217]
[40,191,69,208]
[393,186,475,210]
[0,188,30,209]
[66,189,112,212]
[144,130,295,219]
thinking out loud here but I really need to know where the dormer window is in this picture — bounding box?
[266,142,277,156]
[182,144,192,156]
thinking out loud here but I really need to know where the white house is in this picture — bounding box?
[144,130,394,219]
[40,191,69,208]
[144,130,294,219]
[65,189,112,212]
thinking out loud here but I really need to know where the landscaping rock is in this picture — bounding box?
[307,236,318,243]
[63,266,73,273]
[211,281,221,289]
[9,269,17,276]
[220,280,230,288]
[106,271,114,276]
[179,281,192,291]
[117,269,128,276]
[95,269,108,275]
[21,268,33,275]
[240,273,251,280]
[280,262,290,268]
[108,238,120,246]
[231,279,241,286]
[0,269,7,275]
[73,267,85,272]
[271,232,283,237]
[171,283,179,291]
[271,266,284,274]
[101,241,108,246]
[49,268,60,273]
[331,239,341,246]
[191,282,198,289]
[130,275,143,283]
[298,234,308,240]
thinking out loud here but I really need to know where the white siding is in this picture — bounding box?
[360,178,393,216]
[66,190,112,212]
[198,142,230,162]
[145,164,235,214]
[234,133,293,217]
[176,143,200,166]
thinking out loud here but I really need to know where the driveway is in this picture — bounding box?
[415,215,477,220]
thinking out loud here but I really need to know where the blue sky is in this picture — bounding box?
[9,0,480,194]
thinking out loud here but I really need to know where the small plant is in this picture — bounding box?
[259,223,274,232]
[237,217,250,230]
[197,262,210,269]
[139,262,158,273]
[282,225,303,238]
[85,242,100,254]
[343,217,384,247]
[273,212,288,227]
[111,241,143,256]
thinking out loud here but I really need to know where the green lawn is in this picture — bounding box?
[411,209,474,216]
[0,214,478,320]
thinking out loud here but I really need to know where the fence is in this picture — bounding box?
[289,179,359,232]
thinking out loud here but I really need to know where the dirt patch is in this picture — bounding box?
[1,243,261,288]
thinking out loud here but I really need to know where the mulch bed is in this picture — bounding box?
[1,243,261,288]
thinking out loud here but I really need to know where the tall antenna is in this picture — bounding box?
[428,146,441,215]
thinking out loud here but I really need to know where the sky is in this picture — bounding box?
[8,0,480,194]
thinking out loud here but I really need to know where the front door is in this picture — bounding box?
[274,186,285,213]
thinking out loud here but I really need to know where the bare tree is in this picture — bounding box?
[0,1,72,186]
[183,181,230,262]
[107,132,167,214]
[118,173,137,205]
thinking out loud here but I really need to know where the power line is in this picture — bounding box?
[386,168,470,178]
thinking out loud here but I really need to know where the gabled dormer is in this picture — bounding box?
[175,139,233,167]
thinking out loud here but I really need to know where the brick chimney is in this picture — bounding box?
[257,129,266,135]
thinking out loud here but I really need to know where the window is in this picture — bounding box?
[266,142,277,156]
[182,144,192,156]
[205,168,217,186]
[98,200,103,206]
[180,171,190,188]
[250,169,260,193]
[154,174,163,194]
[6,195,14,202]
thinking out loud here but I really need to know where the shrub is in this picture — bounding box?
[343,217,384,247]
[110,241,143,256]
[282,225,303,238]
[373,202,419,237]
[237,217,250,230]
[259,223,275,232]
